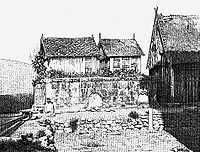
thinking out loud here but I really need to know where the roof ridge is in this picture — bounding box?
[101,38,135,40]
[44,36,94,39]
[160,14,199,19]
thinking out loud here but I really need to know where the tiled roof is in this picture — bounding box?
[157,14,200,52]
[41,36,102,57]
[99,38,144,57]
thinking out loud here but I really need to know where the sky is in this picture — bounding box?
[0,0,200,74]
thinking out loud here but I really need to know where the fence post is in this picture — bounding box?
[148,108,153,130]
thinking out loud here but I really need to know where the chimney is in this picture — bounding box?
[133,33,135,39]
[99,33,101,40]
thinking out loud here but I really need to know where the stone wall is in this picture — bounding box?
[52,108,164,133]
[34,77,141,111]
[78,109,164,133]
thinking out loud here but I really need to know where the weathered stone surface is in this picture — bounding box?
[87,93,103,109]
[64,127,71,133]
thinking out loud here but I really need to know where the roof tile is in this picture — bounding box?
[42,37,102,57]
[99,38,144,57]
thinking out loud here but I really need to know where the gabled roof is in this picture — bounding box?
[99,38,144,57]
[41,35,102,58]
[157,14,200,52]
[147,9,200,69]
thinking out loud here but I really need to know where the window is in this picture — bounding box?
[85,57,92,74]
[122,57,130,69]
[113,58,120,68]
[130,58,139,72]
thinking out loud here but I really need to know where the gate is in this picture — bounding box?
[140,76,162,107]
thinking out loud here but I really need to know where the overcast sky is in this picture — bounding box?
[0,0,200,74]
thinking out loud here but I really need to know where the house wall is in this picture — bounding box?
[173,63,200,104]
[149,62,200,106]
[47,57,100,74]
[109,57,141,72]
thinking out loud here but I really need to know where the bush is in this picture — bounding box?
[69,118,79,132]
[0,133,56,152]
[128,111,139,119]
[35,130,46,139]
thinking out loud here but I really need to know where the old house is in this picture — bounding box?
[98,33,145,73]
[40,34,102,76]
[33,34,145,111]
[147,8,200,105]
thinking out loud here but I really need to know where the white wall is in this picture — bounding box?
[47,57,99,74]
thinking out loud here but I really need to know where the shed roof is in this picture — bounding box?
[157,14,200,52]
[147,12,200,69]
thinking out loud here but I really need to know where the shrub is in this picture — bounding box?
[69,118,79,132]
[128,111,139,119]
[0,133,56,152]
[35,130,46,139]
[85,141,104,147]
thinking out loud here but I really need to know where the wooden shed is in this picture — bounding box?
[147,8,200,106]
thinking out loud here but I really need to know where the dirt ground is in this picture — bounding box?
[11,107,192,152]
[55,128,189,152]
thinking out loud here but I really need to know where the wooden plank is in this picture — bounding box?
[82,58,85,74]
[110,58,113,72]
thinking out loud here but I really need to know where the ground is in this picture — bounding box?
[11,107,192,152]
[55,128,187,152]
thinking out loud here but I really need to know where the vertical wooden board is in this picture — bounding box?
[110,58,113,72]
[82,58,85,74]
